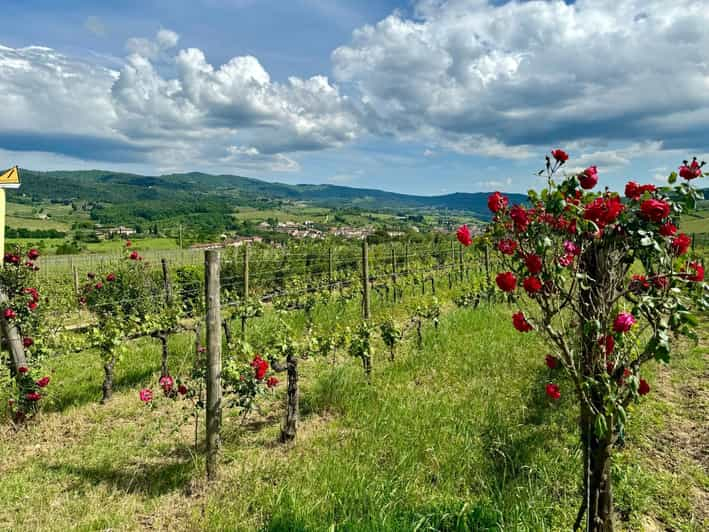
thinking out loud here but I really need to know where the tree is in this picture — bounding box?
[475,152,706,530]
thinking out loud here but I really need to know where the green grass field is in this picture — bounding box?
[682,209,709,234]
[0,300,705,531]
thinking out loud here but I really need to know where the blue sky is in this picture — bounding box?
[0,0,707,195]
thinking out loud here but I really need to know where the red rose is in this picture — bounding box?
[129,251,140,260]
[679,159,702,180]
[584,195,624,227]
[106,273,116,282]
[579,166,598,189]
[27,301,37,311]
[497,239,517,255]
[523,276,543,294]
[18,366,29,374]
[671,233,691,256]
[159,375,174,392]
[4,308,16,319]
[251,355,269,380]
[456,225,473,247]
[639,199,670,222]
[525,254,543,274]
[686,261,705,282]
[613,312,636,333]
[638,379,650,395]
[512,311,533,332]
[139,389,153,402]
[487,192,509,213]
[22,337,33,348]
[95,282,104,290]
[510,205,529,232]
[178,384,188,395]
[630,274,650,292]
[25,392,41,401]
[495,272,517,292]
[545,383,561,400]
[659,222,677,236]
[551,149,568,163]
[267,376,279,388]
[545,354,558,369]
[625,181,639,200]
[36,376,50,388]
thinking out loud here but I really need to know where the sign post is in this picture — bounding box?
[0,166,21,258]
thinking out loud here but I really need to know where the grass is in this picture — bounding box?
[681,209,709,234]
[0,295,706,530]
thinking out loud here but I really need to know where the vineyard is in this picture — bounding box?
[1,175,708,529]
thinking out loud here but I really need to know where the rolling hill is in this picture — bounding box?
[7,169,528,225]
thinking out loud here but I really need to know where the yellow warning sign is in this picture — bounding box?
[0,166,20,188]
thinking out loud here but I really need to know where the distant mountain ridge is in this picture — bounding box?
[10,169,528,220]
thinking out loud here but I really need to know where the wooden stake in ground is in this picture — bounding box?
[0,289,27,374]
[205,250,222,482]
[280,351,299,443]
[362,240,371,320]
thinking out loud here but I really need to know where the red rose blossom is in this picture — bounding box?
[159,375,174,392]
[178,384,188,395]
[523,276,543,294]
[599,335,614,355]
[545,354,558,369]
[95,282,104,290]
[22,337,34,348]
[37,376,50,388]
[639,199,670,222]
[27,249,40,260]
[267,376,279,388]
[685,261,705,282]
[4,308,16,319]
[25,392,41,401]
[671,233,691,256]
[613,312,636,333]
[497,239,517,255]
[487,192,509,213]
[678,159,702,180]
[456,225,473,247]
[106,273,116,282]
[551,149,568,163]
[251,355,269,380]
[139,389,153,402]
[512,311,533,332]
[525,254,543,274]
[583,195,624,227]
[638,379,650,395]
[579,166,598,189]
[495,272,517,292]
[659,222,677,236]
[545,383,561,400]
[18,366,29,374]
[510,205,529,232]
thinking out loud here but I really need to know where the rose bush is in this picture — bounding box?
[472,152,706,530]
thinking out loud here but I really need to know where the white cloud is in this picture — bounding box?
[0,30,358,173]
[332,0,709,156]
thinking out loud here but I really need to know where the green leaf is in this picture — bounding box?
[668,171,677,184]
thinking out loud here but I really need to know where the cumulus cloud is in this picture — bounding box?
[332,0,709,157]
[0,29,358,173]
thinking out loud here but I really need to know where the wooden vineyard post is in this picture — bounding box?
[484,244,491,286]
[161,258,173,305]
[328,247,334,291]
[205,250,222,482]
[280,351,299,443]
[391,245,397,303]
[242,244,250,334]
[0,289,27,374]
[72,262,79,300]
[362,240,371,320]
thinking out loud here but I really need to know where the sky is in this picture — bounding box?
[1,0,708,195]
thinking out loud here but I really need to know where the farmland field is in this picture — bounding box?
[0,303,705,531]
